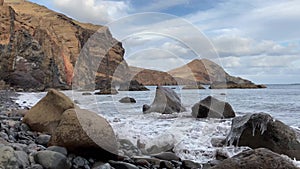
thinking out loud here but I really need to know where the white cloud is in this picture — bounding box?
[138,0,189,12]
[53,0,130,24]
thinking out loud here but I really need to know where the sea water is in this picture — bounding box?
[15,84,300,166]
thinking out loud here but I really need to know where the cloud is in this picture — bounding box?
[138,0,189,12]
[52,0,130,24]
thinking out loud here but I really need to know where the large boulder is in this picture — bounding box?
[211,148,298,169]
[22,89,75,134]
[226,113,300,160]
[191,96,235,118]
[48,108,118,160]
[119,80,149,91]
[143,86,186,114]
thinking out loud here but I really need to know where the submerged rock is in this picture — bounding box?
[143,86,186,114]
[22,89,75,134]
[191,96,235,118]
[48,108,118,160]
[119,97,136,103]
[226,113,300,160]
[211,148,298,169]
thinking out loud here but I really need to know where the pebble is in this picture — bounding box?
[35,134,51,146]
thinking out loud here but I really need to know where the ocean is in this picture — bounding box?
[15,84,300,166]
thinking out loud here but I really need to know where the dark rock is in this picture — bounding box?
[29,164,44,169]
[82,92,92,96]
[95,87,118,95]
[34,150,71,169]
[151,152,180,161]
[182,160,202,169]
[209,81,267,89]
[15,150,29,168]
[143,86,186,114]
[182,85,205,90]
[134,159,150,168]
[92,162,111,169]
[191,96,235,118]
[47,146,68,156]
[20,123,30,132]
[0,146,19,169]
[119,97,136,103]
[109,161,138,169]
[146,144,174,155]
[72,156,89,168]
[48,109,118,160]
[7,71,44,91]
[226,113,300,160]
[35,134,51,146]
[160,160,174,169]
[211,148,298,169]
[118,139,141,157]
[119,80,149,91]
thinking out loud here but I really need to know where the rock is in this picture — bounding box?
[118,139,141,157]
[191,96,235,118]
[119,80,149,91]
[182,160,202,169]
[47,146,68,156]
[0,0,3,6]
[92,162,111,169]
[211,148,298,169]
[22,89,75,134]
[48,108,118,159]
[0,146,19,169]
[143,86,186,114]
[35,134,51,146]
[72,156,89,168]
[7,71,44,91]
[146,144,174,155]
[109,161,138,169]
[0,137,8,145]
[95,87,118,95]
[34,150,71,169]
[211,137,226,147]
[151,152,180,161]
[119,97,136,103]
[15,150,29,168]
[226,113,300,160]
[209,81,267,89]
[182,85,205,90]
[82,92,92,96]
[159,160,174,169]
[29,164,44,169]
[20,123,30,132]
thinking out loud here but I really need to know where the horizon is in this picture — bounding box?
[27,0,300,84]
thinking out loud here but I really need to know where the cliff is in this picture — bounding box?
[0,0,129,91]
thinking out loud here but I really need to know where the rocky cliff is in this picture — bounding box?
[0,0,129,91]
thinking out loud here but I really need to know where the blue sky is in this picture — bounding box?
[28,0,300,84]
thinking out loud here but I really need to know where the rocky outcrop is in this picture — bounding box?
[22,89,75,134]
[0,0,129,91]
[191,96,235,118]
[143,86,186,114]
[169,59,263,86]
[226,113,300,160]
[211,148,298,169]
[210,81,267,89]
[182,85,205,90]
[48,109,118,159]
[119,80,149,91]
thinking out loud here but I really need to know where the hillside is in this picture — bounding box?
[0,0,129,91]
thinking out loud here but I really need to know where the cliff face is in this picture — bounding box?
[168,59,252,85]
[0,0,129,91]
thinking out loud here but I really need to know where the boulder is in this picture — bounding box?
[143,86,186,114]
[34,150,71,169]
[22,89,75,134]
[48,108,118,160]
[119,97,136,103]
[209,81,267,89]
[119,80,149,91]
[0,146,19,169]
[191,96,235,118]
[95,86,118,95]
[211,148,298,169]
[182,85,205,90]
[226,113,300,160]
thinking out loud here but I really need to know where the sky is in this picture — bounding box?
[29,0,300,84]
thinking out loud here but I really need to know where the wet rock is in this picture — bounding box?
[92,162,111,169]
[35,134,51,146]
[82,92,92,96]
[211,148,298,169]
[29,164,43,169]
[191,96,235,118]
[72,156,89,169]
[47,146,68,156]
[119,80,149,91]
[109,161,138,169]
[34,150,71,169]
[22,89,75,134]
[118,139,141,157]
[48,108,118,159]
[0,146,19,169]
[146,144,174,155]
[182,160,202,169]
[119,97,136,103]
[226,113,300,160]
[160,160,174,169]
[151,152,180,161]
[143,86,186,114]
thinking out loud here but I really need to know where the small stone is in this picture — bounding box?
[182,160,202,169]
[82,92,92,96]
[30,164,43,169]
[109,161,138,169]
[34,150,71,169]
[92,162,111,169]
[35,134,51,145]
[119,97,136,103]
[159,160,174,169]
[72,156,88,168]
[15,150,30,168]
[0,131,9,140]
[20,123,30,132]
[47,146,68,156]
